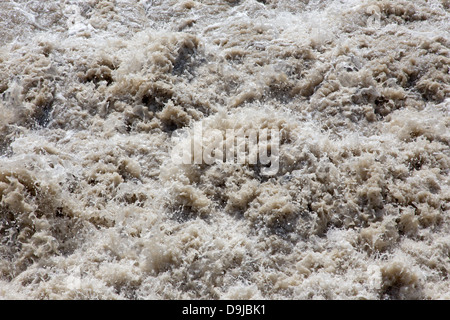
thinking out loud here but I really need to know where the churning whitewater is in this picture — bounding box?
[0,0,449,299]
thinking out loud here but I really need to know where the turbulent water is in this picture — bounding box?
[0,0,449,300]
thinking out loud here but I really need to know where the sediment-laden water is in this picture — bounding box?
[0,0,449,299]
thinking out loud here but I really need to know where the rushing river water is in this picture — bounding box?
[0,0,449,299]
